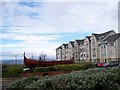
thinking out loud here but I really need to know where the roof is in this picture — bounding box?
[56,45,62,50]
[75,39,81,43]
[103,33,120,42]
[86,36,91,41]
[75,39,84,45]
[62,44,68,48]
[92,30,115,40]
[69,41,74,47]
[99,33,120,45]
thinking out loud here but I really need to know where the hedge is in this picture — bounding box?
[2,64,23,78]
[8,65,120,90]
[33,62,94,72]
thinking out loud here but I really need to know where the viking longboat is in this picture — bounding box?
[24,52,74,68]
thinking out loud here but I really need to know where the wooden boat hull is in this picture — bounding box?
[24,53,74,68]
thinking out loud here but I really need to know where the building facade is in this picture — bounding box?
[61,44,68,61]
[56,30,120,63]
[56,46,62,61]
[84,36,91,62]
[90,30,115,63]
[68,41,74,60]
[99,33,120,62]
[73,39,85,62]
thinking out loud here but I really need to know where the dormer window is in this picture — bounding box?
[91,39,95,44]
[110,42,114,46]
[98,36,104,41]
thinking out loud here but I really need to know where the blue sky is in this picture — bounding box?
[1,0,119,60]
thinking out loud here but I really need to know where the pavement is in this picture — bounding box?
[1,77,20,89]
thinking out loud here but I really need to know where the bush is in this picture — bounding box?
[9,66,120,89]
[84,62,95,69]
[33,67,49,72]
[33,63,94,72]
[9,76,38,89]
[54,63,87,71]
[48,66,57,71]
[2,65,23,78]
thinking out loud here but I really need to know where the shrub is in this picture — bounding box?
[33,63,91,72]
[8,76,38,89]
[33,67,49,72]
[2,65,23,78]
[9,66,120,89]
[84,62,95,69]
[54,63,86,71]
[48,66,57,71]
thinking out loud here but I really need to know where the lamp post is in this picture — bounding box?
[15,55,17,65]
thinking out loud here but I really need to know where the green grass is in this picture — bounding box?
[2,64,24,78]
[33,62,94,72]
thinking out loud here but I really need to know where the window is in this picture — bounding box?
[93,52,96,57]
[80,42,84,45]
[86,54,88,58]
[104,51,106,56]
[92,47,96,51]
[110,50,115,55]
[93,59,96,63]
[85,48,88,52]
[101,45,106,49]
[110,43,114,46]
[98,36,104,41]
[80,48,83,51]
[91,39,95,44]
[101,51,106,57]
[103,45,106,48]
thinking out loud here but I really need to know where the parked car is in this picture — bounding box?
[110,61,119,67]
[96,62,104,67]
[103,62,110,67]
[103,61,119,67]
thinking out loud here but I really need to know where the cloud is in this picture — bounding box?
[1,1,118,60]
[1,0,119,3]
[2,2,118,33]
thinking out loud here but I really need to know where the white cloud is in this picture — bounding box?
[1,1,118,60]
[2,2,118,33]
[1,0,119,3]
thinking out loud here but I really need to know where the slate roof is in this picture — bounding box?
[103,33,120,42]
[92,30,115,40]
[99,33,120,45]
[75,39,84,45]
[56,45,62,50]
[63,44,68,48]
[75,39,81,43]
[69,41,74,47]
[86,36,91,41]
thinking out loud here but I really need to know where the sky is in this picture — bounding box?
[1,0,119,61]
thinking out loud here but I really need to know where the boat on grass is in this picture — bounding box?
[24,52,74,68]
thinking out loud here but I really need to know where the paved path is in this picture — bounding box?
[0,78,2,90]
[1,77,20,89]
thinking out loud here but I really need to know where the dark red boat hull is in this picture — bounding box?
[24,53,74,68]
